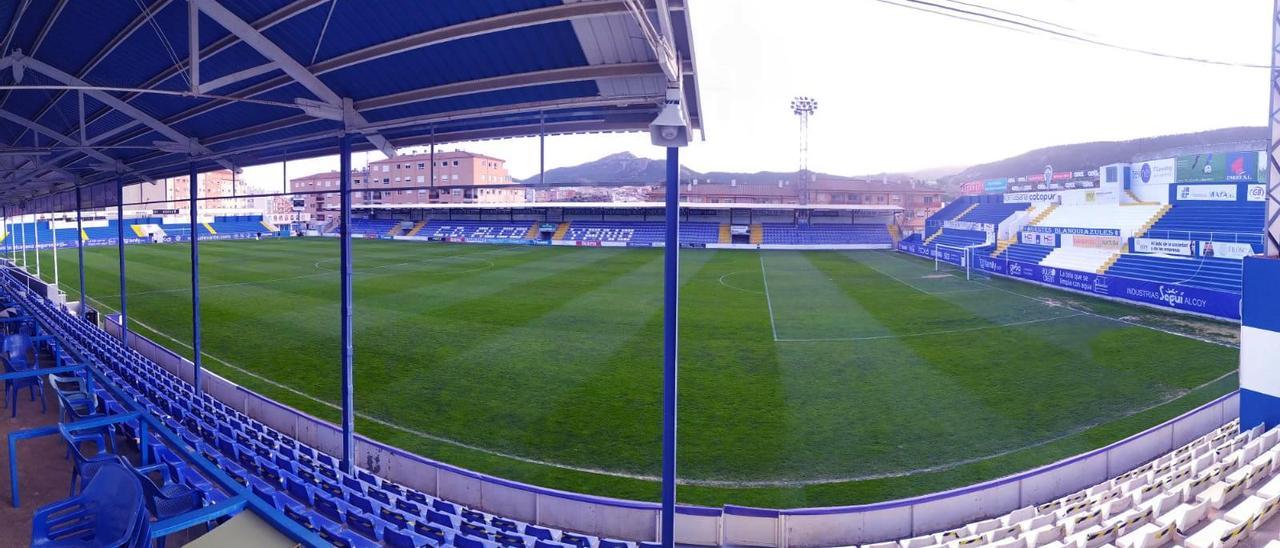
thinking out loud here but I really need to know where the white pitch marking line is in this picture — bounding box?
[775,312,1085,342]
[759,253,780,342]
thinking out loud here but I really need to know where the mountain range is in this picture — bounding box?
[519,126,1269,196]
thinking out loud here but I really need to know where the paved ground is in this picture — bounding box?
[0,384,71,547]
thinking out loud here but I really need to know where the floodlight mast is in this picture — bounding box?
[791,96,818,206]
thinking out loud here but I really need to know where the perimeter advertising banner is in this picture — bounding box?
[1022,226,1122,237]
[898,242,1241,319]
[1175,151,1261,183]
[1133,238,1193,256]
[975,255,1241,319]
[1199,241,1256,260]
[1131,158,1176,187]
[1175,184,1237,201]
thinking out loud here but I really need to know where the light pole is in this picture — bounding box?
[791,96,818,205]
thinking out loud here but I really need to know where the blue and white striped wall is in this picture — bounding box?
[1240,256,1280,430]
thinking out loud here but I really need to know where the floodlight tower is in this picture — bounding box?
[791,96,818,205]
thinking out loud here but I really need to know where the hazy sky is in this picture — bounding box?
[244,0,1273,188]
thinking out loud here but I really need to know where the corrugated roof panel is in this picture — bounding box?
[571,14,655,65]
[33,89,85,138]
[5,0,60,56]
[319,22,589,101]
[83,1,190,89]
[258,3,330,67]
[174,100,301,140]
[128,74,218,120]
[216,0,299,29]
[29,1,138,77]
[195,41,272,84]
[313,0,558,62]
[84,109,140,143]
[0,71,65,123]
[360,80,600,124]
[206,118,340,153]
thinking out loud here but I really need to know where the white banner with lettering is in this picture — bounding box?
[1133,238,1193,256]
[1175,184,1236,201]
[1200,241,1255,259]
[1248,184,1266,202]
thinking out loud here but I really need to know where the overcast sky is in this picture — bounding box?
[243,0,1273,189]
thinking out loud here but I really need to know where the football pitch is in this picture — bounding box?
[27,238,1238,508]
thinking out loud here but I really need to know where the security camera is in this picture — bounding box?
[650,87,690,147]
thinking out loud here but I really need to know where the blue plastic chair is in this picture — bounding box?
[2,331,44,418]
[30,462,145,547]
[66,433,127,496]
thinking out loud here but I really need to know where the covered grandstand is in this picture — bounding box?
[0,0,713,546]
[1,2,1280,548]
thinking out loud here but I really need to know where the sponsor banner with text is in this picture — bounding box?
[1199,241,1256,260]
[1247,184,1266,201]
[1174,184,1237,202]
[1060,234,1123,249]
[1019,231,1057,246]
[1022,226,1121,237]
[972,257,1240,319]
[1133,238,1193,256]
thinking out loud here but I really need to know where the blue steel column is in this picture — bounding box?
[661,146,679,547]
[339,133,355,473]
[76,187,86,318]
[117,178,127,344]
[190,164,203,395]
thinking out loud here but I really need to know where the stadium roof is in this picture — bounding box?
[0,0,703,209]
[355,201,905,212]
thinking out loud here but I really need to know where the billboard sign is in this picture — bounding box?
[1176,151,1259,183]
[1133,158,1176,186]
[1175,184,1237,202]
[1199,241,1256,260]
[1247,184,1266,201]
[1133,238,1193,256]
[1004,192,1059,203]
[983,179,1008,194]
[1022,226,1121,237]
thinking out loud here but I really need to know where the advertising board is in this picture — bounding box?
[1174,184,1237,202]
[1131,158,1176,186]
[1175,151,1259,183]
[1247,184,1266,202]
[1022,226,1121,237]
[1132,238,1193,256]
[900,243,1241,320]
[1004,192,1059,203]
[1199,241,1255,260]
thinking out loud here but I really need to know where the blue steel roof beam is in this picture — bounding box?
[54,0,328,151]
[7,0,175,149]
[103,97,650,180]
[15,54,236,171]
[0,0,66,113]
[193,0,397,158]
[96,0,677,155]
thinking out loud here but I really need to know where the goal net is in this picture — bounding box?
[934,243,991,281]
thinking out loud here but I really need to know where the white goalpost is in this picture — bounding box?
[934,243,991,281]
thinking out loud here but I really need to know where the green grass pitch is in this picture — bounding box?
[25,238,1238,508]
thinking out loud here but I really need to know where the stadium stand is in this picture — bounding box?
[999,243,1055,264]
[561,221,660,244]
[1105,255,1245,293]
[1029,203,1166,237]
[957,202,1031,224]
[210,216,274,236]
[1144,202,1266,246]
[926,228,990,249]
[423,220,532,241]
[2,275,666,548]
[1040,246,1118,274]
[348,218,403,238]
[760,223,891,245]
[923,200,979,238]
